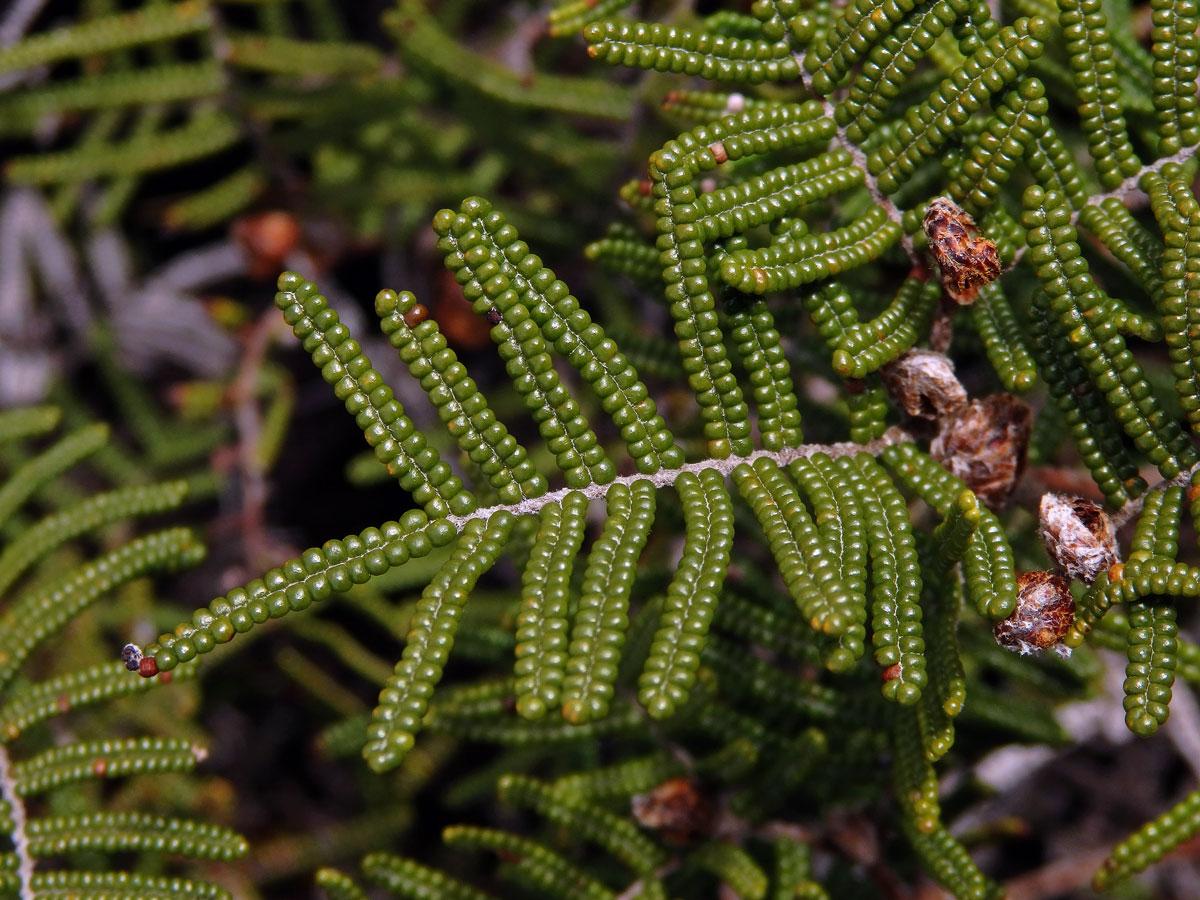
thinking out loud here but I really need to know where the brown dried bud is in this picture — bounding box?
[631,778,713,845]
[880,349,968,419]
[994,571,1075,655]
[232,211,302,281]
[931,394,1032,510]
[1038,493,1119,585]
[923,198,1001,305]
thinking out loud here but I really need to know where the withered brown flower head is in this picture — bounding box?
[930,394,1033,510]
[922,197,1001,305]
[631,778,713,845]
[1039,493,1119,584]
[880,349,969,420]
[994,571,1075,655]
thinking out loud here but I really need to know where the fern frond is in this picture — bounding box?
[0,1,212,78]
[0,480,188,598]
[0,528,204,690]
[0,423,108,530]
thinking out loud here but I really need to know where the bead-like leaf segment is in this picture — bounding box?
[1027,297,1146,505]
[732,459,864,649]
[362,852,493,900]
[1022,186,1197,478]
[850,453,927,702]
[585,20,801,84]
[891,708,941,834]
[0,661,197,741]
[5,109,240,185]
[968,283,1037,391]
[835,0,971,142]
[693,151,863,242]
[1078,200,1165,310]
[564,480,656,723]
[0,528,203,692]
[12,737,202,796]
[881,443,1017,617]
[1122,599,1177,736]
[1094,788,1200,890]
[1144,167,1200,434]
[718,206,904,296]
[24,812,247,860]
[376,288,548,504]
[443,825,615,900]
[0,406,59,445]
[549,0,635,37]
[691,841,769,900]
[27,870,232,900]
[867,17,1050,193]
[141,513,459,674]
[315,868,370,900]
[498,775,667,875]
[948,83,1047,215]
[514,493,588,720]
[898,813,1002,900]
[0,0,213,78]
[832,274,941,378]
[435,198,681,476]
[639,469,733,718]
[649,103,832,457]
[0,423,108,531]
[275,272,474,517]
[1056,0,1141,187]
[434,210,609,487]
[386,0,631,120]
[365,514,514,772]
[1069,557,1200,645]
[0,480,188,598]
[727,299,804,450]
[919,561,967,761]
[806,0,923,93]
[789,455,868,669]
[1149,0,1200,154]
[1025,120,1090,209]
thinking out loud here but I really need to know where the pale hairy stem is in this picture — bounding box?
[0,742,34,900]
[446,427,912,531]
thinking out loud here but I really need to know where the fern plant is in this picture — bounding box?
[3,0,1200,897]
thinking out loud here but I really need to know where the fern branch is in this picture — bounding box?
[0,744,33,900]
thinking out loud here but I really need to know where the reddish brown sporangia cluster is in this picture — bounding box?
[631,778,713,845]
[880,349,969,420]
[994,570,1076,655]
[931,393,1033,510]
[922,197,1001,305]
[1039,493,1120,585]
